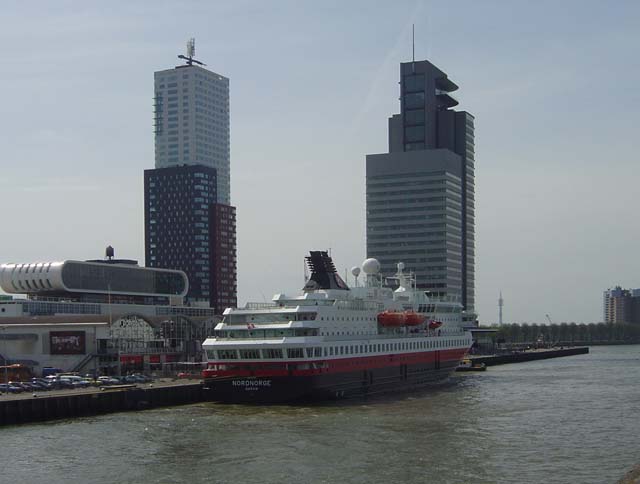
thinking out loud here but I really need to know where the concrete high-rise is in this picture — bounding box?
[153,42,230,204]
[146,41,237,311]
[366,59,475,312]
[603,286,640,324]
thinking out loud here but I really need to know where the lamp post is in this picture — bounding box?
[1,326,8,394]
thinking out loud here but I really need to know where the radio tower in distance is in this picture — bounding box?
[498,291,504,325]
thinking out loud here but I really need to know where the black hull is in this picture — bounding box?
[203,360,460,404]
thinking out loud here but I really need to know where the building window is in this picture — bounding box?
[404,74,425,93]
[404,92,425,109]
[405,142,425,151]
[404,126,424,143]
[405,109,425,126]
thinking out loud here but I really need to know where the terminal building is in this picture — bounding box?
[0,251,218,377]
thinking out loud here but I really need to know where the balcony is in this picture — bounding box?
[435,89,458,108]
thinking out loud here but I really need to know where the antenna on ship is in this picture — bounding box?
[178,38,206,66]
[351,266,361,288]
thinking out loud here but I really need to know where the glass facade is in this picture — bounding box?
[61,262,187,296]
[367,171,463,301]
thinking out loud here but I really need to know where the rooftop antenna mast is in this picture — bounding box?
[178,38,206,66]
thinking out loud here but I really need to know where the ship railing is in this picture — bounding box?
[375,330,466,339]
[334,300,383,311]
[243,302,278,310]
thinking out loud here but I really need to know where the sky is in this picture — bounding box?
[1,0,639,325]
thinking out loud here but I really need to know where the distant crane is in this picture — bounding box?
[546,314,553,325]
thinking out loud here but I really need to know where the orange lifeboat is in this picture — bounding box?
[404,312,426,326]
[377,311,406,327]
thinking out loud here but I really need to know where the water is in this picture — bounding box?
[1,345,638,484]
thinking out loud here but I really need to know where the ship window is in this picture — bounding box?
[239,349,260,359]
[218,349,236,360]
[264,349,283,359]
[340,347,344,355]
[315,347,322,357]
[306,348,314,358]
[206,350,216,359]
[288,348,304,358]
[330,347,334,356]
[323,348,327,357]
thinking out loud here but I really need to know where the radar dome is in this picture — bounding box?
[351,266,361,277]
[362,258,381,275]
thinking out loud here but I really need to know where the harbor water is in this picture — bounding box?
[1,345,638,484]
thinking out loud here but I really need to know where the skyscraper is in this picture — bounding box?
[153,40,230,204]
[146,41,237,311]
[366,59,475,312]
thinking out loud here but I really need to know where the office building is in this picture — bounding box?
[366,59,475,311]
[153,41,231,204]
[146,42,237,312]
[209,204,237,314]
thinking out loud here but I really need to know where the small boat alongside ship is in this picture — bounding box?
[201,251,473,403]
[455,358,487,372]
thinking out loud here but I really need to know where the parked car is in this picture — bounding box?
[59,375,91,388]
[29,379,52,391]
[0,383,24,393]
[97,376,120,386]
[17,382,38,391]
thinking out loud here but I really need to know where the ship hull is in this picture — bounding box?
[203,349,466,403]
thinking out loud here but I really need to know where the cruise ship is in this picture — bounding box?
[201,251,472,402]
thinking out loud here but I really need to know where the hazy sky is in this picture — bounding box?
[1,1,639,324]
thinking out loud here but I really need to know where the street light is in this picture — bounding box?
[0,326,8,395]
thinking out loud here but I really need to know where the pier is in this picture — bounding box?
[0,380,205,426]
[470,346,589,366]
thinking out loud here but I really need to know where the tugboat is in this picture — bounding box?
[202,251,472,403]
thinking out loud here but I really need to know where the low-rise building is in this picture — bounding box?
[0,253,218,376]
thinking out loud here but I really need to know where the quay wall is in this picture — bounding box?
[470,347,589,366]
[0,383,205,426]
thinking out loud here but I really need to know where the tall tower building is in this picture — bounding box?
[145,40,237,311]
[153,39,231,204]
[366,59,475,312]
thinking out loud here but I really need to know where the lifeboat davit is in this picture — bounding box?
[377,311,406,327]
[404,312,426,326]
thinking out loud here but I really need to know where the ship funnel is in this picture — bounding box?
[302,251,350,292]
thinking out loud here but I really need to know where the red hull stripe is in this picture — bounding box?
[203,348,469,378]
